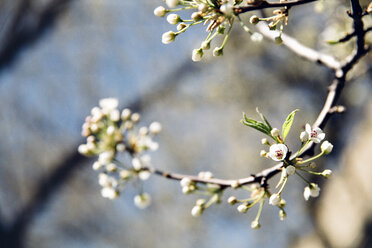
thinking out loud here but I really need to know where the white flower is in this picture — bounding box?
[101,187,118,200]
[250,32,263,43]
[268,144,288,161]
[251,220,261,229]
[191,205,203,217]
[134,193,151,209]
[109,109,120,122]
[270,128,280,137]
[162,31,176,44]
[322,169,332,178]
[192,48,203,62]
[269,193,281,206]
[154,6,167,17]
[180,177,192,187]
[99,98,118,110]
[98,173,118,188]
[305,124,325,143]
[106,125,115,135]
[149,122,162,134]
[198,3,208,12]
[321,140,333,154]
[78,144,89,155]
[98,150,114,165]
[198,171,213,179]
[121,108,131,120]
[166,0,179,8]
[166,14,181,25]
[299,131,309,142]
[303,183,320,201]
[139,171,151,180]
[132,157,142,170]
[237,204,249,213]
[286,165,296,176]
[220,3,233,16]
[92,161,103,170]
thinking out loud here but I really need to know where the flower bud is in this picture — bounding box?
[162,31,177,44]
[166,13,181,25]
[249,15,260,24]
[260,150,267,157]
[198,3,208,12]
[191,12,203,21]
[321,140,333,154]
[228,196,237,205]
[177,22,187,31]
[213,47,223,57]
[269,193,281,206]
[154,6,167,17]
[192,48,203,62]
[220,3,234,16]
[196,199,206,206]
[237,204,249,213]
[321,169,332,178]
[270,128,280,137]
[166,0,179,8]
[285,165,296,176]
[134,193,151,209]
[251,220,260,229]
[230,180,240,189]
[275,36,283,45]
[191,205,203,217]
[149,121,162,134]
[201,40,210,50]
[300,131,309,142]
[279,209,287,221]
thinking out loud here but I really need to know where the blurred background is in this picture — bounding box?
[0,0,371,247]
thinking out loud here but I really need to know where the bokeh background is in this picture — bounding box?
[0,0,372,247]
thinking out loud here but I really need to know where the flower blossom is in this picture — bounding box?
[268,144,288,161]
[305,124,325,143]
[303,183,320,201]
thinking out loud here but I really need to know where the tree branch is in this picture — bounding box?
[234,0,318,15]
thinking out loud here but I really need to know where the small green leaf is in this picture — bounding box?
[241,113,271,135]
[256,108,272,131]
[326,40,339,45]
[281,109,299,142]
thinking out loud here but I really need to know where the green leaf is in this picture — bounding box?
[256,108,272,131]
[281,109,299,142]
[241,113,271,135]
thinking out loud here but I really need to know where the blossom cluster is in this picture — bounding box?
[154,0,291,61]
[236,109,334,228]
[78,98,161,208]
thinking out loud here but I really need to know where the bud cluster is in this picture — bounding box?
[79,98,161,208]
[154,0,246,62]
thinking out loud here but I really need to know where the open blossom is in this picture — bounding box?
[268,144,288,161]
[305,124,325,143]
[303,183,320,201]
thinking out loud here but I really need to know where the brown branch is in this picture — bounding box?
[234,0,318,15]
[330,26,372,44]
